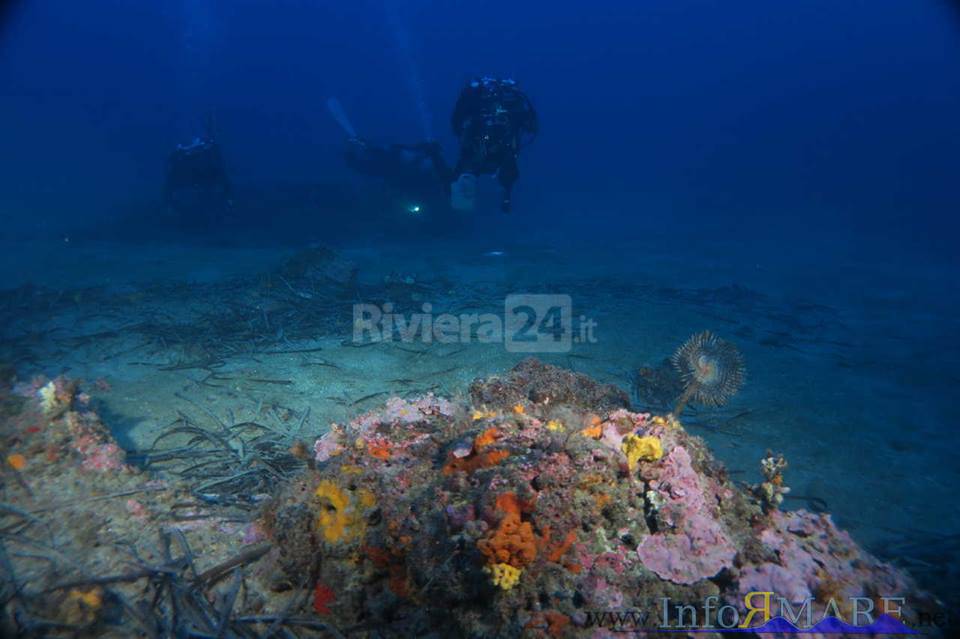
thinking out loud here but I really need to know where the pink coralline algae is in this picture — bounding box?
[10,375,132,475]
[314,394,455,463]
[314,431,344,463]
[599,422,625,451]
[636,511,736,585]
[381,394,455,424]
[577,545,634,578]
[737,510,915,610]
[79,440,126,472]
[603,408,651,432]
[346,394,454,436]
[582,574,625,609]
[64,410,128,472]
[636,445,736,584]
[243,521,267,544]
[594,409,654,463]
[125,498,148,519]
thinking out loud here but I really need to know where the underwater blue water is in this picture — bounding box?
[1,0,959,614]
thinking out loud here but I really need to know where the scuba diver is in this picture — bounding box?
[343,137,449,193]
[327,97,451,218]
[450,77,537,213]
[163,115,232,225]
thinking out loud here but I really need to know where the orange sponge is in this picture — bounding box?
[442,449,509,475]
[474,427,502,450]
[477,492,538,569]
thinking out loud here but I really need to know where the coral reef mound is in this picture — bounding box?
[261,360,936,638]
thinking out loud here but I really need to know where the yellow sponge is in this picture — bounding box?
[621,434,664,471]
[486,562,522,590]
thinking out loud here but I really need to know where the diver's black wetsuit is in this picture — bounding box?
[343,138,454,223]
[163,138,232,214]
[451,78,537,211]
[344,139,450,189]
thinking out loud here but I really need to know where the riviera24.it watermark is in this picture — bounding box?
[352,294,596,353]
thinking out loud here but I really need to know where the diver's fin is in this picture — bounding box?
[326,97,358,139]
